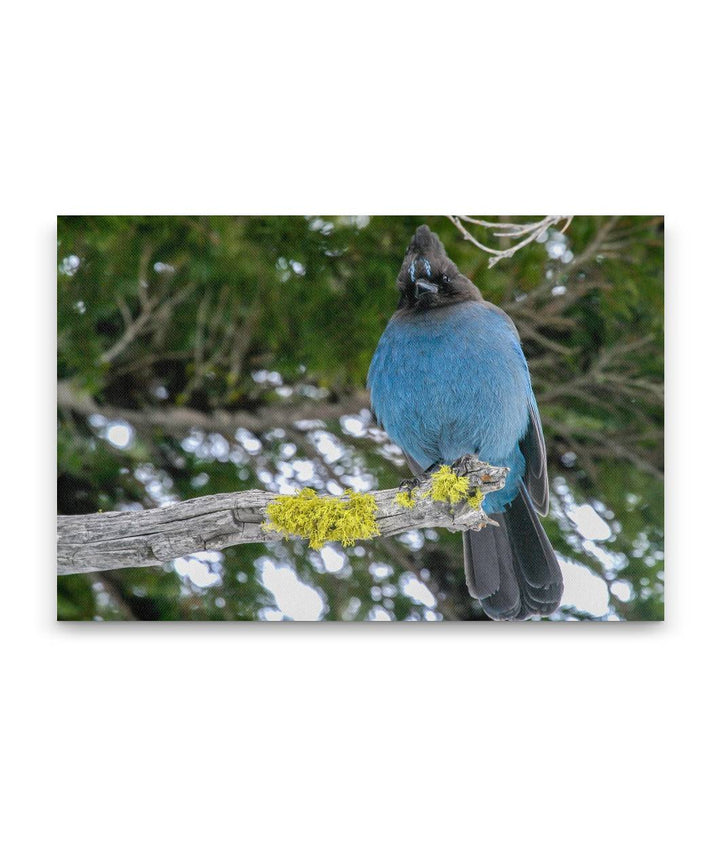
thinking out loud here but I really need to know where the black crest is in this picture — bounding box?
[396,224,480,312]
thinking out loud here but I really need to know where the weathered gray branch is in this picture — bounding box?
[57,456,507,575]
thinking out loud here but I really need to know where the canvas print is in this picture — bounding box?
[57,216,664,621]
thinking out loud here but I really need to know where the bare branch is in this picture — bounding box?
[561,215,620,277]
[57,380,371,437]
[57,456,508,575]
[99,293,161,364]
[448,215,573,268]
[99,280,198,366]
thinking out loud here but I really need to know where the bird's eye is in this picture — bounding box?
[440,273,450,286]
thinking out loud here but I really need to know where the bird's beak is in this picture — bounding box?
[415,278,438,298]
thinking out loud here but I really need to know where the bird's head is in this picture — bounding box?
[397,225,480,312]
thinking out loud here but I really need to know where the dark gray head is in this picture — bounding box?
[397,225,480,312]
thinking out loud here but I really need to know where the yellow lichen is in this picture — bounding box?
[264,488,380,550]
[466,489,484,509]
[409,466,484,509]
[419,465,471,503]
[394,489,417,508]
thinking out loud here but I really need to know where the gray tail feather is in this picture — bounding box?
[463,484,563,620]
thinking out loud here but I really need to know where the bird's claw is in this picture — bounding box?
[451,454,477,476]
[401,457,476,491]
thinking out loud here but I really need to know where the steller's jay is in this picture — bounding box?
[367,225,563,619]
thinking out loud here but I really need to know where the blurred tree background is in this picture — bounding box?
[57,215,663,621]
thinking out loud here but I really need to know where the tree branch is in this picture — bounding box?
[99,279,198,365]
[448,215,573,268]
[57,456,507,575]
[57,380,371,437]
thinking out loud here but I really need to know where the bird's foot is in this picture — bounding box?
[450,454,477,476]
[399,461,441,492]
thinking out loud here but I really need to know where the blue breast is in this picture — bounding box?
[367,301,533,512]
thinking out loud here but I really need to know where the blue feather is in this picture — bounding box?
[368,301,534,513]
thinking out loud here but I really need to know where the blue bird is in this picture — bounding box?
[368,225,563,619]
